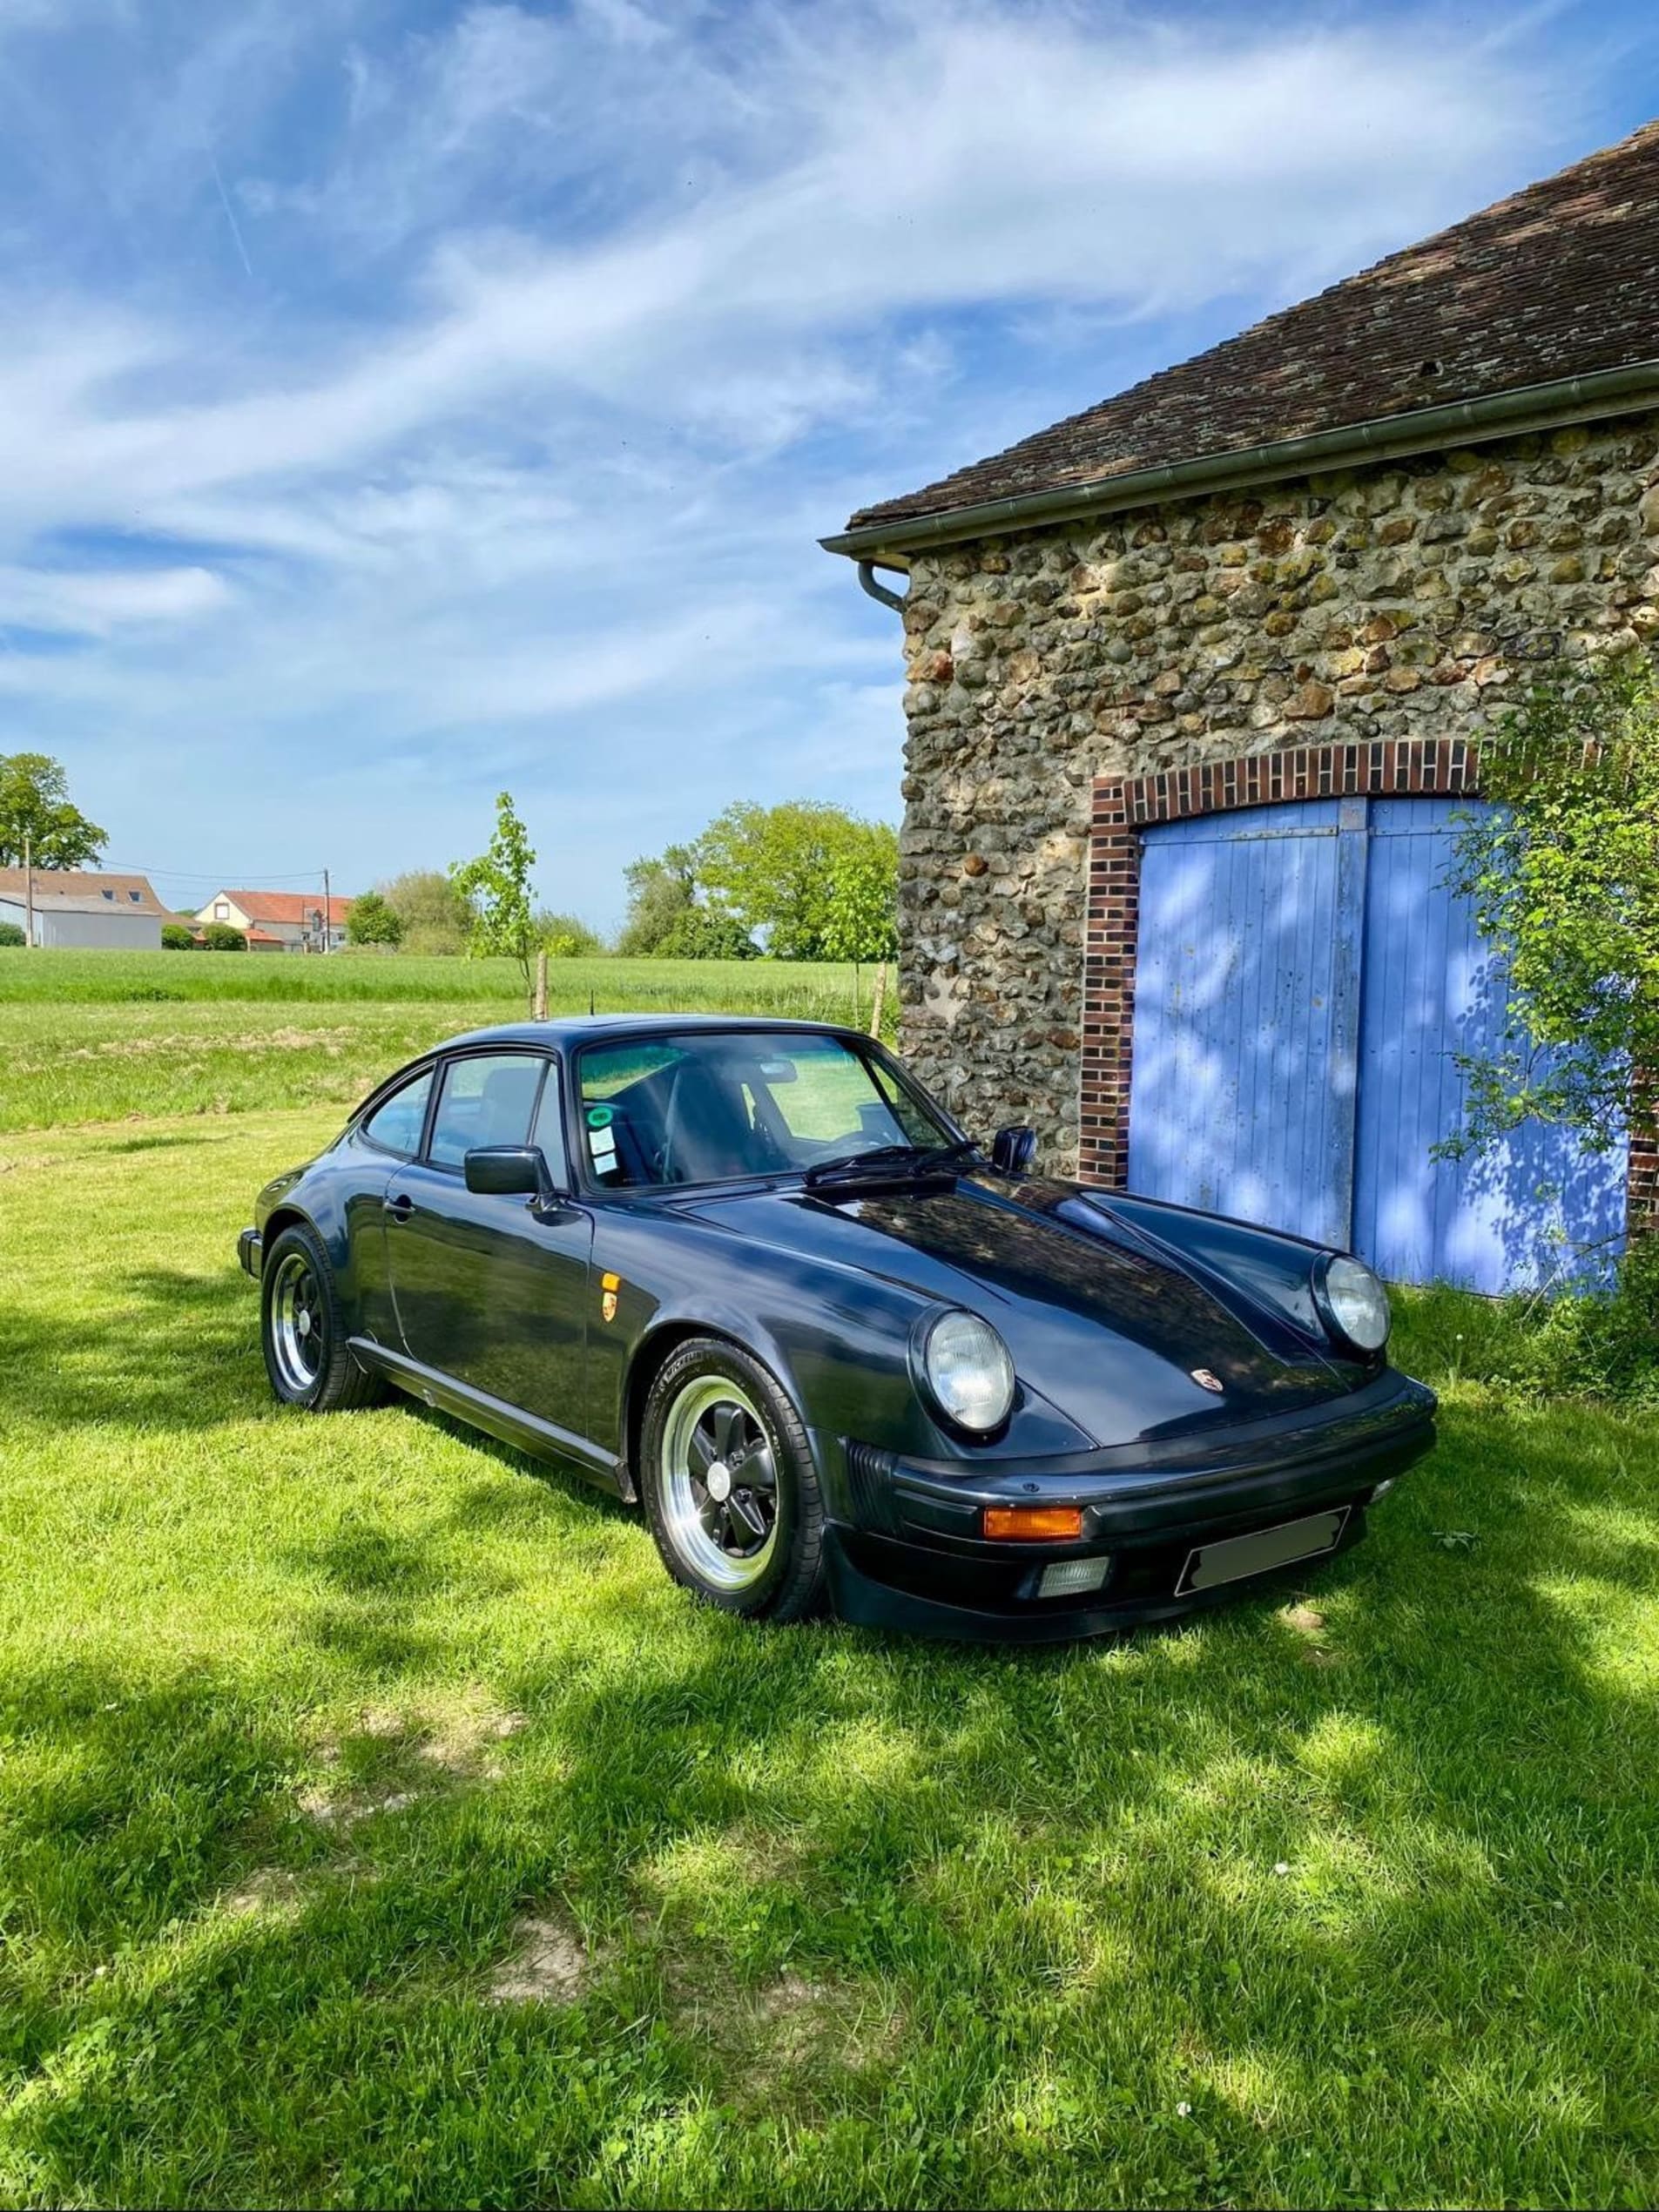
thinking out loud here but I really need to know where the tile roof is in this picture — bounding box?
[844,121,1659,538]
[210,889,355,925]
[0,867,173,917]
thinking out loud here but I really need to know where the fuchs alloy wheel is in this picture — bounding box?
[260,1224,384,1413]
[640,1339,826,1621]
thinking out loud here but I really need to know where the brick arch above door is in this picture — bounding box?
[1079,738,1659,1244]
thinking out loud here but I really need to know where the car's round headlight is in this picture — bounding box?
[919,1309,1016,1433]
[1317,1254,1391,1354]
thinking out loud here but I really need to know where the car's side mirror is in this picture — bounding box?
[990,1124,1037,1176]
[464,1145,559,1204]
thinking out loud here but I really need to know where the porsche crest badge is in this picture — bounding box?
[600,1271,621,1324]
[1190,1366,1224,1394]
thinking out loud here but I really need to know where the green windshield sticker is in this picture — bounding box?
[586,1104,616,1130]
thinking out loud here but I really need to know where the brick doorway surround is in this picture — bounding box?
[1078,737,1658,1239]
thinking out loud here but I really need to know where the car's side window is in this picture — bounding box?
[529,1060,570,1187]
[360,1068,434,1159]
[427,1053,547,1171]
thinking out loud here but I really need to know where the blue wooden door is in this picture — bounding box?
[1126,799,1363,1251]
[1127,795,1626,1290]
[1352,798,1625,1292]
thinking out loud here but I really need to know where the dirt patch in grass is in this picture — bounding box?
[720,1967,906,2097]
[636,1905,904,2091]
[300,1691,530,1829]
[222,1868,307,1919]
[486,1911,594,2006]
[414,1703,529,1781]
[297,1783,421,1831]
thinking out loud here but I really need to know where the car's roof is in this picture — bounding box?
[428,1013,870,1055]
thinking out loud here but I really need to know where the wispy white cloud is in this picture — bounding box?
[0,0,1629,921]
[0,562,230,633]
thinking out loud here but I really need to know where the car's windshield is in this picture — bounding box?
[576,1030,954,1190]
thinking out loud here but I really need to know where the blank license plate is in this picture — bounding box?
[1178,1508,1348,1595]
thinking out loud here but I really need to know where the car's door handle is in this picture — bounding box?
[384,1193,415,1223]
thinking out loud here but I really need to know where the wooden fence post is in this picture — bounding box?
[533,948,549,1022]
[868,960,887,1039]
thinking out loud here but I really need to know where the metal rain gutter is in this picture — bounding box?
[820,355,1659,568]
[856,559,908,613]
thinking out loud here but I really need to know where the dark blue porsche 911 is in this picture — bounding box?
[238,1016,1435,1642]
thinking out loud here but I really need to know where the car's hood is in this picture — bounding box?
[680,1173,1346,1449]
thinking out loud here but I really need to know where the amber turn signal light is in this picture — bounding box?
[983,1505,1084,1541]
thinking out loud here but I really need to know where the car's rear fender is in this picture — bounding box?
[256,1163,374,1334]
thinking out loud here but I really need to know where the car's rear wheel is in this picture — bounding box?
[640,1339,826,1621]
[260,1223,385,1412]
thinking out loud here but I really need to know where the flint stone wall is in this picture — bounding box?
[894,411,1659,1173]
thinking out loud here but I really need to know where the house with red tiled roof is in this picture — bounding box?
[824,122,1659,1296]
[195,888,354,953]
[0,867,179,949]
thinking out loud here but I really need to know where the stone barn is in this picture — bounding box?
[825,121,1659,1294]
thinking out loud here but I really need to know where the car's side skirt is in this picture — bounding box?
[347,1339,625,1498]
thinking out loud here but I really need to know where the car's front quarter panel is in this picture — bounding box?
[585,1202,1096,1492]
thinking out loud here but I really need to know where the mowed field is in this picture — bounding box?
[0,950,876,1131]
[3,952,1658,2207]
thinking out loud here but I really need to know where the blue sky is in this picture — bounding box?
[1,0,1656,927]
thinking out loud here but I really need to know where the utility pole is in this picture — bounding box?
[23,833,33,949]
[322,867,332,954]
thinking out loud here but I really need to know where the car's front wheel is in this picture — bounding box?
[639,1339,826,1622]
[260,1223,385,1413]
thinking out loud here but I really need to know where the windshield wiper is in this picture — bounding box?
[803,1137,979,1189]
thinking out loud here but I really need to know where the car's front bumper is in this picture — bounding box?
[237,1228,262,1279]
[818,1368,1436,1642]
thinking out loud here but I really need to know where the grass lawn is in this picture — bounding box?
[3,1102,1657,2209]
[0,952,875,1132]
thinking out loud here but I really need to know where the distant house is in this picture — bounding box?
[0,867,177,950]
[194,888,354,953]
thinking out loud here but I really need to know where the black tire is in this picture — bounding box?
[260,1222,385,1412]
[639,1338,826,1622]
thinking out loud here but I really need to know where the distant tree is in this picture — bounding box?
[821,833,900,1022]
[821,840,900,967]
[696,802,897,960]
[655,905,759,960]
[534,908,606,958]
[160,922,197,951]
[450,791,537,1001]
[347,890,403,949]
[378,869,472,956]
[0,752,106,869]
[0,921,24,948]
[616,845,697,956]
[202,921,247,951]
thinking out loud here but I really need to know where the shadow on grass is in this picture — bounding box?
[0,1264,263,1433]
[7,1385,1659,2207]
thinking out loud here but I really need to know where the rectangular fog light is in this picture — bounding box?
[1038,1555,1112,1600]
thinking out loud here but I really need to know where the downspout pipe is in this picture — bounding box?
[822,354,1659,563]
[857,558,909,615]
